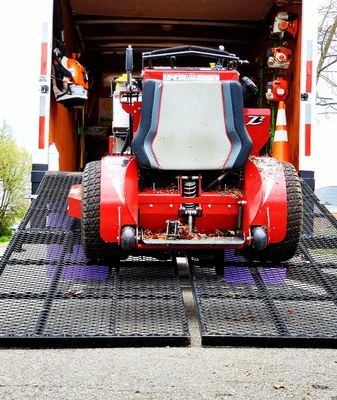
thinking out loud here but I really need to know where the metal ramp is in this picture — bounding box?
[191,182,337,347]
[1,172,337,348]
[0,173,190,347]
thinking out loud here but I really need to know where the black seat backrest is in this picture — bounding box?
[228,81,253,168]
[131,79,160,168]
[131,78,252,170]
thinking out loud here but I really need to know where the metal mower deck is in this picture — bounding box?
[0,173,190,347]
[190,182,337,346]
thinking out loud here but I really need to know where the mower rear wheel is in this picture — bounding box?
[81,160,122,262]
[246,161,303,262]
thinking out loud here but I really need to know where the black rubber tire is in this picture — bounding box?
[81,160,121,262]
[245,161,303,262]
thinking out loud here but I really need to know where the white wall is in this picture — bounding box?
[0,1,52,156]
[313,115,337,189]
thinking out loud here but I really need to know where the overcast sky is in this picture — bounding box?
[0,1,336,189]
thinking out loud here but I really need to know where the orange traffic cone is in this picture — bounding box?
[272,101,290,162]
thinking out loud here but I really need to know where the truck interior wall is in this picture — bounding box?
[49,99,78,171]
[49,0,79,171]
[245,2,301,170]
[85,78,111,163]
[286,4,301,171]
[55,0,303,171]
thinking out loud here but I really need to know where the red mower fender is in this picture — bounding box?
[68,184,82,219]
[243,157,287,244]
[100,156,138,243]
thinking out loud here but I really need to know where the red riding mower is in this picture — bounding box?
[68,45,303,263]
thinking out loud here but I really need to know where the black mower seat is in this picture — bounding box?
[131,78,252,170]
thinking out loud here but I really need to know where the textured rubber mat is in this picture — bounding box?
[191,182,337,347]
[0,172,190,347]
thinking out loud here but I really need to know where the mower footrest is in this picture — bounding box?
[142,237,245,246]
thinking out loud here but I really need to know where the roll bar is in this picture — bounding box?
[142,45,248,68]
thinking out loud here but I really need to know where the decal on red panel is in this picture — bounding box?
[246,115,266,126]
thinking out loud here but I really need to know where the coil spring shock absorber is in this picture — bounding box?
[183,180,197,198]
[182,178,198,233]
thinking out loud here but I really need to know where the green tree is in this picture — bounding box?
[0,122,31,236]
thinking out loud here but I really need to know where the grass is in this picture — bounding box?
[0,235,11,245]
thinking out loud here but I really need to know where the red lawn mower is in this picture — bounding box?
[68,45,303,263]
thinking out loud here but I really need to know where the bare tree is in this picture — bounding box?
[317,0,337,113]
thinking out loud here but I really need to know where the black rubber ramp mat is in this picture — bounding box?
[0,173,190,347]
[191,182,337,347]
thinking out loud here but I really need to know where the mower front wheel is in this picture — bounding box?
[81,160,122,263]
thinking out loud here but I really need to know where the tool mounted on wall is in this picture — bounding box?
[265,9,297,158]
[271,11,298,40]
[273,0,292,6]
[265,77,289,102]
[266,46,292,69]
[51,48,89,108]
